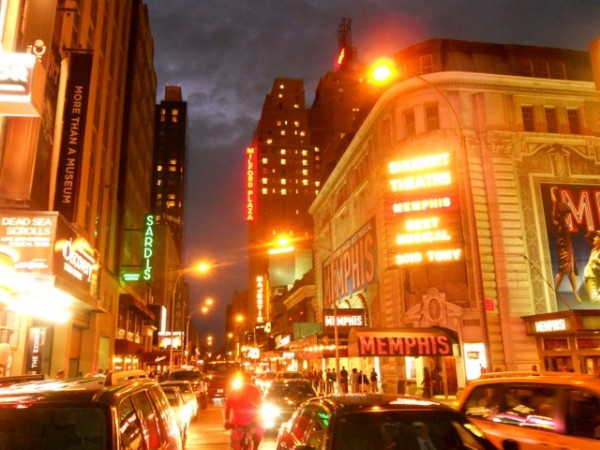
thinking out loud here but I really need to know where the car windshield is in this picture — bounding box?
[205,362,238,375]
[0,405,107,449]
[163,389,182,406]
[170,371,201,381]
[331,411,495,450]
[267,383,316,399]
[165,382,193,393]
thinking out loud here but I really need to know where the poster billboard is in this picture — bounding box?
[541,183,600,310]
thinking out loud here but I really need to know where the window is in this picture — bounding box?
[119,397,148,449]
[522,106,535,131]
[425,104,439,131]
[545,107,558,133]
[567,109,581,134]
[463,384,559,432]
[131,391,164,448]
[522,59,567,79]
[280,149,286,155]
[404,109,415,137]
[406,54,434,76]
[566,388,600,439]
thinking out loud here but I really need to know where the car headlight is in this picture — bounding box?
[260,402,281,427]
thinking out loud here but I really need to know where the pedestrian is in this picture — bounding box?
[422,368,432,398]
[370,368,378,393]
[350,368,359,393]
[340,366,348,393]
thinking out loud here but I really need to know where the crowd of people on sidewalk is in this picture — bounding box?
[303,366,379,394]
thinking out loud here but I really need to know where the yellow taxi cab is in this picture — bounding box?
[453,371,600,449]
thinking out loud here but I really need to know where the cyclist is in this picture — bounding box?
[224,372,264,449]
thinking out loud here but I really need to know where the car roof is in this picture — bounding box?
[0,372,159,406]
[465,371,600,387]
[305,394,457,414]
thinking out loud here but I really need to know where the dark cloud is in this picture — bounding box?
[145,0,600,347]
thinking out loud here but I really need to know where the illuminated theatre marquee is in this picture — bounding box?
[388,152,464,267]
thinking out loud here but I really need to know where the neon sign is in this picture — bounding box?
[388,152,463,266]
[142,214,154,281]
[246,147,256,221]
[256,275,264,323]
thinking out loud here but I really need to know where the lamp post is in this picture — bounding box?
[234,314,244,361]
[183,297,214,366]
[169,262,211,373]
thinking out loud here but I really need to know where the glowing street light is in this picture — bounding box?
[169,262,211,373]
[184,296,214,366]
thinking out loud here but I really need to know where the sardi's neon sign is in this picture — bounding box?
[246,147,256,221]
[388,152,464,266]
[142,215,154,281]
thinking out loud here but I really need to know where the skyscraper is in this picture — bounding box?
[152,85,187,258]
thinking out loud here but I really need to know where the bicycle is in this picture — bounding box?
[225,421,257,450]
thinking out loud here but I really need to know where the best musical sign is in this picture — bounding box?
[387,152,464,267]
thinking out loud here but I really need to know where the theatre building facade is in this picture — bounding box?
[309,39,600,395]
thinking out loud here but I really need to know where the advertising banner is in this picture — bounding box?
[54,52,93,222]
[541,183,600,310]
[0,211,57,274]
[25,327,47,374]
[322,218,377,305]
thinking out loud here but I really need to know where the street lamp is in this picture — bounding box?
[184,296,214,366]
[169,262,211,373]
[234,314,244,361]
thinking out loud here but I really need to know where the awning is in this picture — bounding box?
[140,350,181,364]
[348,327,459,358]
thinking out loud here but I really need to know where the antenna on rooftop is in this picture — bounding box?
[336,18,357,69]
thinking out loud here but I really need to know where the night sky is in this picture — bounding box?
[145,0,600,349]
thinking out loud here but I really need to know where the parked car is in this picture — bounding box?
[203,360,240,403]
[276,393,514,450]
[0,369,183,449]
[0,373,49,387]
[168,368,208,409]
[161,385,192,445]
[261,379,318,434]
[454,370,600,449]
[161,380,199,420]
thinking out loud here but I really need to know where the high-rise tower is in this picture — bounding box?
[151,85,187,258]
[247,79,320,328]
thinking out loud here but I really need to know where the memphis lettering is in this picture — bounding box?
[358,335,452,357]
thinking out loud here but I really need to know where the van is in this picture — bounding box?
[454,371,600,449]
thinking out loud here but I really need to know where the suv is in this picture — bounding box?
[454,371,600,449]
[0,370,183,449]
[168,369,208,409]
[204,361,239,403]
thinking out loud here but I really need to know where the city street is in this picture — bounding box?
[186,402,276,450]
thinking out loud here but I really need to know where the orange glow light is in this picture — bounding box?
[368,58,398,85]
